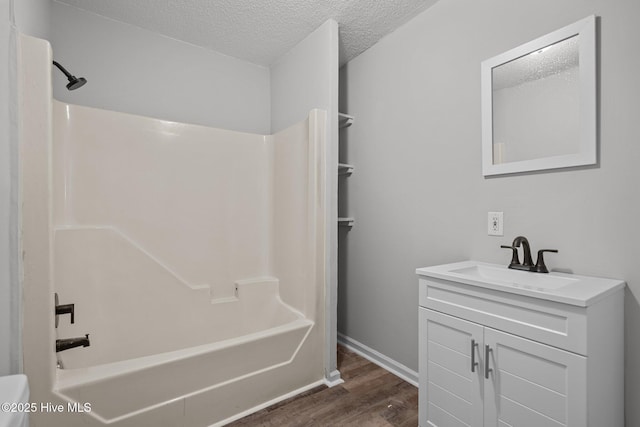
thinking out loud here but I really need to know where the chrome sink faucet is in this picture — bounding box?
[501,236,558,273]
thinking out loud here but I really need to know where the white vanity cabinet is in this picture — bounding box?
[417,261,625,427]
[421,309,586,427]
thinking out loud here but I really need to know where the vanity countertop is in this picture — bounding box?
[416,260,625,307]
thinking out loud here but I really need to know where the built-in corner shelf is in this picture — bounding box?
[338,113,354,129]
[339,112,354,230]
[338,163,354,175]
[338,217,355,227]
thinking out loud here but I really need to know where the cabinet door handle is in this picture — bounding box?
[471,339,479,372]
[485,345,493,379]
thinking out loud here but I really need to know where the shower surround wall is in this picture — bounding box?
[21,34,328,427]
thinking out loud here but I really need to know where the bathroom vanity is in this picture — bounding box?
[416,261,625,427]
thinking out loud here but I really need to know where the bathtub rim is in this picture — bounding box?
[54,317,314,392]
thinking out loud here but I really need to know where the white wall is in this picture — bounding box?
[15,0,50,39]
[339,0,640,424]
[1,0,51,377]
[50,1,271,134]
[0,0,14,377]
[270,19,340,382]
[270,19,338,134]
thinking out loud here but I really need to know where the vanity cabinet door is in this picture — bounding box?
[483,327,587,427]
[419,309,484,427]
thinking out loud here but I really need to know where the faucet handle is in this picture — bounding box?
[500,245,520,267]
[534,249,558,273]
[55,293,75,328]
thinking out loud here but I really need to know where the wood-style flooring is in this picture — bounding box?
[228,345,418,426]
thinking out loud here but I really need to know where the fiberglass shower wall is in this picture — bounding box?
[52,103,272,303]
[51,102,325,366]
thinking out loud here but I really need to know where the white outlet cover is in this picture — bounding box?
[488,212,504,236]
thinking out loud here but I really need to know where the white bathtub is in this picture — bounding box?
[53,228,317,424]
[55,316,314,424]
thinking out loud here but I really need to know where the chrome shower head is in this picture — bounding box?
[53,60,87,91]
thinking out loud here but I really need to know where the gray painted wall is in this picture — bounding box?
[339,0,640,424]
[50,1,271,134]
[493,67,580,163]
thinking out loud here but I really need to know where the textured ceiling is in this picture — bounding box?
[493,35,580,90]
[55,0,439,66]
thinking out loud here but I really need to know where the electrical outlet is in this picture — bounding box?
[488,212,503,236]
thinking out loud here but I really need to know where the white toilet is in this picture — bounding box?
[0,374,29,427]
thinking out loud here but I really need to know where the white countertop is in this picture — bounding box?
[416,260,625,307]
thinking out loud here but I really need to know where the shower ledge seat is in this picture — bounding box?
[55,225,261,303]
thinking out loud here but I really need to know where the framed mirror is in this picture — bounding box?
[481,16,596,176]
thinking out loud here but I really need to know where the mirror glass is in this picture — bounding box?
[481,16,596,176]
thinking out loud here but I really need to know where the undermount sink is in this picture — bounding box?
[416,260,625,306]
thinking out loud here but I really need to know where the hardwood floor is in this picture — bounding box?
[228,345,418,426]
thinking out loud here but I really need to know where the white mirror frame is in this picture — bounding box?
[481,16,597,176]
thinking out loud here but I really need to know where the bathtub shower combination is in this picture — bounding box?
[20,35,329,426]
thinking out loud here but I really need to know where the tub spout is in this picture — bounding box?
[56,334,90,352]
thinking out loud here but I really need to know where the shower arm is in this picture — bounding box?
[52,61,74,80]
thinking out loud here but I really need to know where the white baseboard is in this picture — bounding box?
[324,369,344,387]
[337,333,419,387]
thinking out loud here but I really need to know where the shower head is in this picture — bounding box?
[52,60,87,91]
[66,76,87,91]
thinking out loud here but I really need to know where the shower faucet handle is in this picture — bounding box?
[55,293,75,327]
[56,304,75,323]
